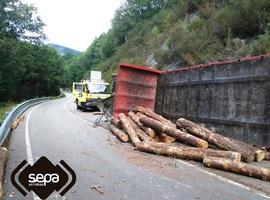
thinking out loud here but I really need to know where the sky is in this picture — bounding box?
[21,0,123,52]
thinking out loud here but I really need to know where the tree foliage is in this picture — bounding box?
[0,0,45,42]
[65,0,270,84]
[0,0,64,102]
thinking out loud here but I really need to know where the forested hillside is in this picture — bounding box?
[1,0,269,98]
[48,44,80,56]
[66,0,270,84]
[0,0,64,102]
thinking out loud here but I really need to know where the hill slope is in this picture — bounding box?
[48,43,80,56]
[64,0,270,84]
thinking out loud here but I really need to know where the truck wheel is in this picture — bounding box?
[82,106,87,112]
[76,99,80,110]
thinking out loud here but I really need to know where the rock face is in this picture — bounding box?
[145,54,158,67]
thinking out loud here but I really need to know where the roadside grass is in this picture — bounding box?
[0,102,16,122]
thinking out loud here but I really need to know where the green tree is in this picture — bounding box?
[0,0,45,42]
[0,0,64,102]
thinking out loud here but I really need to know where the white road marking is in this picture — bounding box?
[25,101,53,200]
[24,97,268,200]
[25,101,52,164]
[64,99,270,199]
[176,160,270,199]
[64,102,109,132]
[25,108,35,165]
[161,176,193,189]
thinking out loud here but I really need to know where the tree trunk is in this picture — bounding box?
[110,124,129,142]
[119,113,140,146]
[154,134,175,144]
[11,115,25,130]
[110,118,122,129]
[0,147,8,200]
[201,149,241,162]
[176,118,255,163]
[253,150,265,162]
[136,112,157,137]
[136,112,175,143]
[229,139,265,162]
[203,156,270,181]
[137,142,241,162]
[128,117,153,142]
[135,106,175,128]
[140,116,208,148]
[128,111,156,138]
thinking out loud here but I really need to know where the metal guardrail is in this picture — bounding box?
[0,97,51,145]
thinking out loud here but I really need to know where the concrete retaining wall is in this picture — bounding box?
[155,56,270,146]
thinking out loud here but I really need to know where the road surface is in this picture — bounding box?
[3,95,270,200]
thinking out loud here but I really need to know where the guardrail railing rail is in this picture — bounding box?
[0,97,50,145]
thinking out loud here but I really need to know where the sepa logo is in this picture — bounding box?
[11,156,76,199]
[28,173,59,186]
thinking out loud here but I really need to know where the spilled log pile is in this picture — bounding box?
[109,106,270,181]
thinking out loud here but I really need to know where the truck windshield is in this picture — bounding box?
[87,83,109,94]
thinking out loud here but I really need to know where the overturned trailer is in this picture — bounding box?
[112,54,270,146]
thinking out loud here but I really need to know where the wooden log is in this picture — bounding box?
[145,142,240,162]
[140,116,208,148]
[246,148,264,162]
[203,156,270,181]
[176,118,255,163]
[135,112,157,137]
[128,111,156,138]
[229,139,265,162]
[154,134,176,144]
[145,141,241,162]
[109,124,129,142]
[11,115,25,130]
[11,118,19,129]
[0,147,8,182]
[110,118,122,128]
[136,112,175,143]
[119,113,140,146]
[137,142,241,162]
[128,117,153,142]
[202,149,241,162]
[135,106,175,128]
[254,150,265,162]
[137,141,201,161]
[0,147,8,200]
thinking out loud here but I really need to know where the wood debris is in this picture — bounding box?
[109,107,270,181]
[90,185,105,194]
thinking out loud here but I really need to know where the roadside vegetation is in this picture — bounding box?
[0,102,16,122]
[65,0,270,84]
[0,0,65,103]
[1,0,270,104]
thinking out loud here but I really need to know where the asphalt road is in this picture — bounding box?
[3,95,270,200]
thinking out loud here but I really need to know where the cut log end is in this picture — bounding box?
[109,124,129,142]
[176,118,255,163]
[254,150,265,162]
